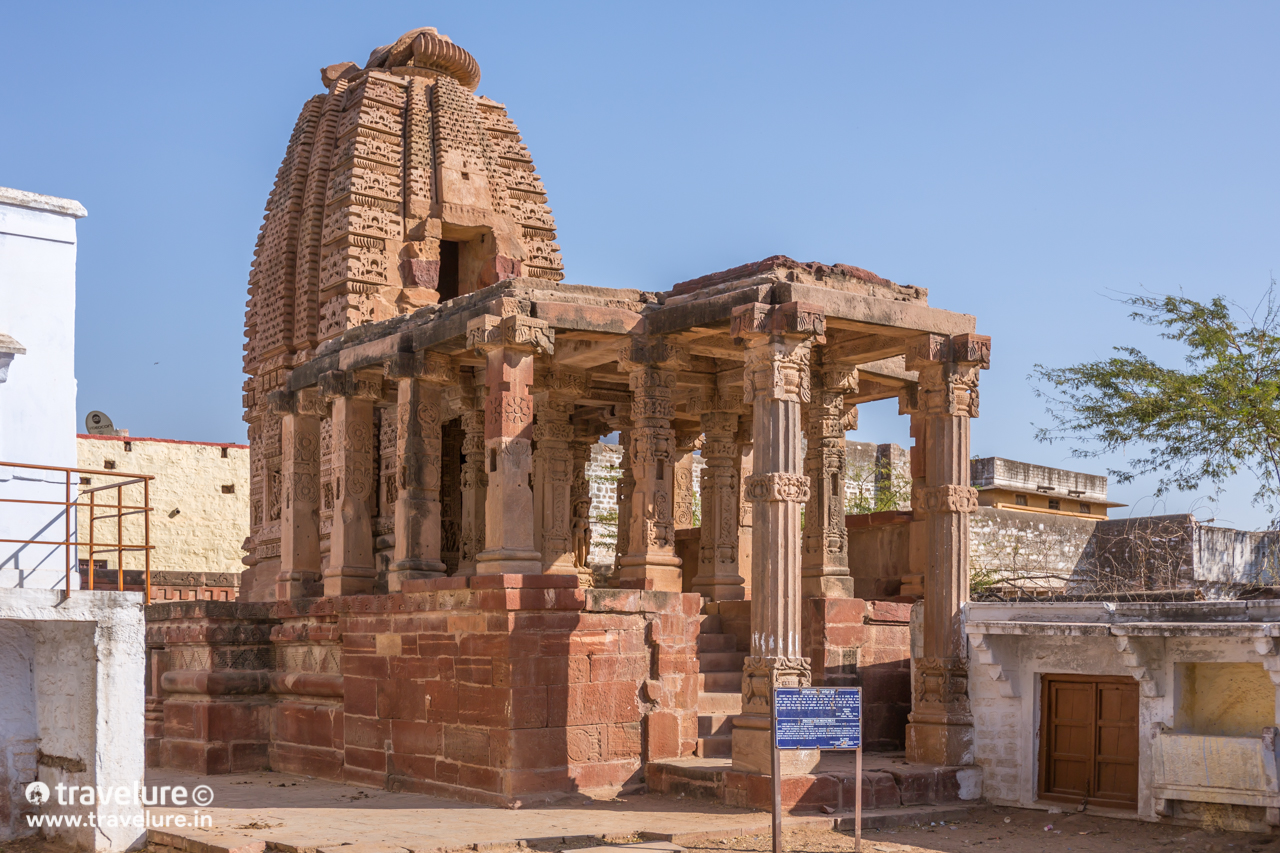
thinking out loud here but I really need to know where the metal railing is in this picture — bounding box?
[0,460,154,598]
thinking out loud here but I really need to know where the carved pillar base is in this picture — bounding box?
[905,722,975,767]
[731,656,820,776]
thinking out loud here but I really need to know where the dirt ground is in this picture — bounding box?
[0,837,75,853]
[683,806,1280,853]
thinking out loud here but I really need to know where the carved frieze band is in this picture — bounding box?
[913,484,979,515]
[744,472,811,504]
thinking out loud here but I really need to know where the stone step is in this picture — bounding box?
[697,713,736,737]
[697,613,723,634]
[696,691,742,715]
[695,735,732,758]
[695,632,737,653]
[697,671,741,693]
[697,651,747,672]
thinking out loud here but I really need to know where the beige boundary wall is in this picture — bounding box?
[76,435,248,577]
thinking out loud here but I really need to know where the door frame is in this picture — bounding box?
[1037,672,1140,810]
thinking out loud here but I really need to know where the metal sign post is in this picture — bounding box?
[772,686,863,853]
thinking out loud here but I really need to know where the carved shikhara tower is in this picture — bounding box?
[243,29,563,588]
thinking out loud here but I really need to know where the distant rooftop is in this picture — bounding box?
[0,186,87,218]
[971,457,1123,507]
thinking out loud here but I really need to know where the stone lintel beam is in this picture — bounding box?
[320,369,384,596]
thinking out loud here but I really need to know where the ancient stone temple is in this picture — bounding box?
[146,28,990,806]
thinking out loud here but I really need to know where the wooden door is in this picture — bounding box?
[1039,675,1139,808]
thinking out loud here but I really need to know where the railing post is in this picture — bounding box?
[116,484,123,591]
[64,469,71,592]
[88,490,95,590]
[144,478,151,603]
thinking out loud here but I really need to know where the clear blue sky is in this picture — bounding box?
[5,2,1279,528]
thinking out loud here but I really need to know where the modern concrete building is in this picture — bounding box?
[0,186,86,589]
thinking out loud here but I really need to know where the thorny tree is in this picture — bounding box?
[1033,281,1280,526]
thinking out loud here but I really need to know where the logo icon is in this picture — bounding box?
[25,782,50,805]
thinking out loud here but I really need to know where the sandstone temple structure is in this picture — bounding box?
[145,28,991,807]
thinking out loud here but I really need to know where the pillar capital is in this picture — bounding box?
[617,335,689,374]
[466,313,554,357]
[903,333,992,418]
[730,301,826,343]
[318,368,384,403]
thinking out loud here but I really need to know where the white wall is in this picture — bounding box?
[0,188,86,589]
[966,602,1280,824]
[0,589,145,851]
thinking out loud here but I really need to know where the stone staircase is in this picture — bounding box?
[694,612,744,758]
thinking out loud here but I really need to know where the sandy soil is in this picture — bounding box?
[684,806,1280,853]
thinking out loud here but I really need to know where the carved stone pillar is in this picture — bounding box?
[387,353,456,590]
[902,333,991,767]
[441,421,463,573]
[730,302,824,776]
[693,409,743,600]
[321,369,383,596]
[673,432,699,531]
[534,370,584,575]
[736,419,754,597]
[801,361,858,598]
[570,433,595,588]
[457,383,487,577]
[275,388,327,600]
[617,338,686,592]
[467,314,553,575]
[607,404,633,584]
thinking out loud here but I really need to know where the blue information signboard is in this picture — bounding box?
[774,687,862,750]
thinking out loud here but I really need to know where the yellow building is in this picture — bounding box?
[75,434,248,585]
[972,456,1124,519]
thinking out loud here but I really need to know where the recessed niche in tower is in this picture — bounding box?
[438,240,461,302]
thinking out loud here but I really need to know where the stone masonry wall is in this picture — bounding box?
[147,580,702,806]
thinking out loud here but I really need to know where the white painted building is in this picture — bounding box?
[0,187,86,589]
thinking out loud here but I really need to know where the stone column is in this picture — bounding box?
[387,353,456,590]
[570,432,596,588]
[440,421,463,574]
[467,314,553,575]
[693,409,744,600]
[457,381,487,577]
[617,337,686,592]
[902,333,991,767]
[275,387,327,600]
[534,370,584,575]
[801,361,859,598]
[730,301,825,776]
[673,433,699,530]
[736,419,754,597]
[321,369,383,596]
[607,403,633,584]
